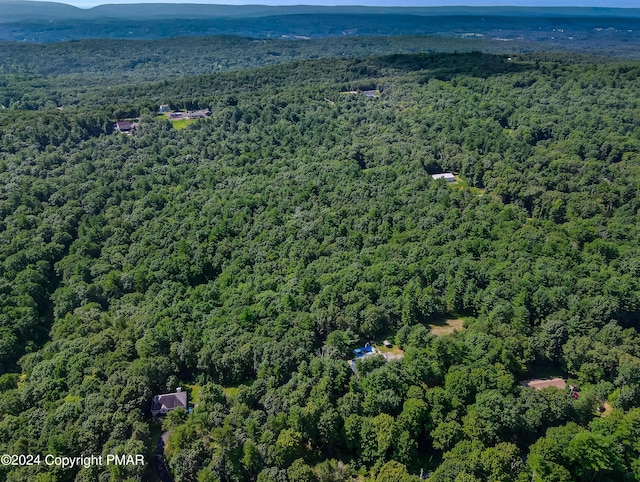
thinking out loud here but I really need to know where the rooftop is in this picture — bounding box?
[152,390,188,412]
[432,173,456,182]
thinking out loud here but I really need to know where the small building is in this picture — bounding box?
[362,90,379,98]
[115,120,134,133]
[168,109,211,121]
[151,388,188,417]
[432,173,456,183]
[186,109,211,119]
[158,104,170,113]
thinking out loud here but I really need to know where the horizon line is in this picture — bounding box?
[12,0,640,10]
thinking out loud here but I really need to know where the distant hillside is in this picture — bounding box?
[0,0,84,20]
[2,2,640,21]
[0,1,639,49]
[84,4,640,20]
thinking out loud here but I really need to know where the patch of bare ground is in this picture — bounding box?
[599,401,613,417]
[376,345,405,360]
[429,318,465,336]
[521,378,566,390]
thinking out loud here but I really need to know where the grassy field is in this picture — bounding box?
[170,118,198,130]
[429,318,465,336]
[376,344,404,355]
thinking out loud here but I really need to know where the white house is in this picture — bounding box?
[431,173,456,183]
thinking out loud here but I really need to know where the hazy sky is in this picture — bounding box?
[51,0,640,9]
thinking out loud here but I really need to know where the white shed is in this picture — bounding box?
[431,173,456,183]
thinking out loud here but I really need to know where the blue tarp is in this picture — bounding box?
[353,346,373,357]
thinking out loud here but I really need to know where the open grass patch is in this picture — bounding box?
[452,175,486,196]
[378,346,405,360]
[429,318,465,336]
[599,401,613,417]
[368,336,405,359]
[222,386,240,399]
[185,383,202,404]
[170,118,198,130]
[376,344,404,356]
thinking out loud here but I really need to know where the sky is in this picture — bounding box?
[41,0,640,8]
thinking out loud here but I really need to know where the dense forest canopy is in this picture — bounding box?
[1,31,640,482]
[0,36,534,90]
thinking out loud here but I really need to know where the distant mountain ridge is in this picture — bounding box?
[84,5,640,20]
[0,0,84,19]
[2,1,640,21]
[1,1,639,46]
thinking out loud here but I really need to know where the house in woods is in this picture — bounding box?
[168,109,212,120]
[187,109,211,119]
[151,388,188,417]
[158,104,170,113]
[431,173,456,183]
[521,377,566,391]
[353,342,406,359]
[349,342,404,374]
[115,120,134,133]
[362,90,379,98]
[349,344,375,374]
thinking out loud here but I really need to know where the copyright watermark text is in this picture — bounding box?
[1,453,145,468]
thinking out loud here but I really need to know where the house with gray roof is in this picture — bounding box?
[151,388,188,417]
